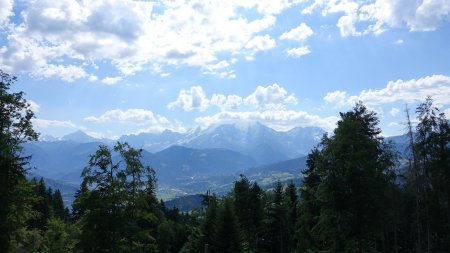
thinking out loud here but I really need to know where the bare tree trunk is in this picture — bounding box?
[405,104,422,253]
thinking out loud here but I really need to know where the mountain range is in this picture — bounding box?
[24,122,408,203]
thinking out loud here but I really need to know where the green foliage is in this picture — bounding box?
[0,69,39,252]
[40,218,77,253]
[74,143,159,252]
[296,102,398,252]
[412,97,450,251]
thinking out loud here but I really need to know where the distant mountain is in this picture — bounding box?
[39,134,59,142]
[61,130,115,144]
[48,123,325,164]
[119,130,185,152]
[23,141,258,193]
[181,122,324,164]
[23,140,103,182]
[386,134,410,157]
[22,129,411,206]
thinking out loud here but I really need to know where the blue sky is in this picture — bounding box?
[1,0,450,139]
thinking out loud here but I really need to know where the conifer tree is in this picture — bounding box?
[0,70,39,252]
[302,102,397,252]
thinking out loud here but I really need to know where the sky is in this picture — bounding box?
[1,0,450,139]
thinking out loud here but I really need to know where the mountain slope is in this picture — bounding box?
[181,122,324,164]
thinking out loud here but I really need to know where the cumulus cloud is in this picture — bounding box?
[324,74,450,107]
[279,23,313,57]
[195,109,339,132]
[168,86,210,112]
[279,23,314,41]
[35,64,88,82]
[169,83,298,111]
[0,0,14,25]
[303,0,450,37]
[0,0,301,81]
[244,34,276,60]
[285,46,311,57]
[101,76,123,85]
[244,83,298,109]
[210,94,243,111]
[84,109,169,126]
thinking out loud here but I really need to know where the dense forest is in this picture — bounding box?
[1,70,449,253]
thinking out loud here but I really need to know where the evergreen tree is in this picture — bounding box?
[214,198,246,253]
[0,70,39,252]
[233,175,264,251]
[304,102,397,252]
[296,147,323,252]
[414,97,450,251]
[262,181,289,253]
[52,189,69,221]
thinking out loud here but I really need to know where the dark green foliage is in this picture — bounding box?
[233,175,264,251]
[0,70,39,252]
[74,143,159,252]
[413,97,450,252]
[295,102,398,252]
[214,198,246,253]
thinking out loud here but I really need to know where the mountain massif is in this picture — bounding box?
[24,123,324,199]
[23,122,407,201]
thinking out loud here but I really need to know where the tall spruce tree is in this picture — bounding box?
[304,102,397,252]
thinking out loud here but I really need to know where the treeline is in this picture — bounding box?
[182,100,450,253]
[1,69,449,252]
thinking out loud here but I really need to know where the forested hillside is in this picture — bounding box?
[2,70,449,252]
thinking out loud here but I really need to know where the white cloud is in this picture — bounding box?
[168,86,210,112]
[244,83,298,109]
[285,46,311,57]
[32,118,77,128]
[279,23,314,41]
[169,83,298,112]
[303,0,450,37]
[0,0,301,81]
[195,109,339,132]
[390,107,400,117]
[84,109,169,126]
[0,0,14,25]
[394,39,404,44]
[35,64,88,82]
[101,76,123,85]
[89,75,98,82]
[323,90,348,108]
[324,74,450,107]
[210,94,243,111]
[245,34,276,55]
